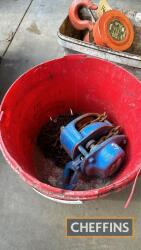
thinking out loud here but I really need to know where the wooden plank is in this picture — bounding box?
[0,0,33,57]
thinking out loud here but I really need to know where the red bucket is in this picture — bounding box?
[0,55,141,203]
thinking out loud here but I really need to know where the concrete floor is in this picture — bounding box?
[0,0,141,249]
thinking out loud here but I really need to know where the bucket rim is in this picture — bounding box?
[0,54,141,201]
[0,53,140,108]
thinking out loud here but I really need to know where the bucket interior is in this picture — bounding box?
[1,55,141,196]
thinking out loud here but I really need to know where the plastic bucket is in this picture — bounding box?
[0,54,141,203]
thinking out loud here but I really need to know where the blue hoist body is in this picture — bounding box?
[60,113,126,190]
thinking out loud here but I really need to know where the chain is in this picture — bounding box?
[85,113,120,147]
[95,126,120,145]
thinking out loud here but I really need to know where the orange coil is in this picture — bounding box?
[93,10,134,51]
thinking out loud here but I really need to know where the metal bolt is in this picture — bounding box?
[88,157,94,163]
